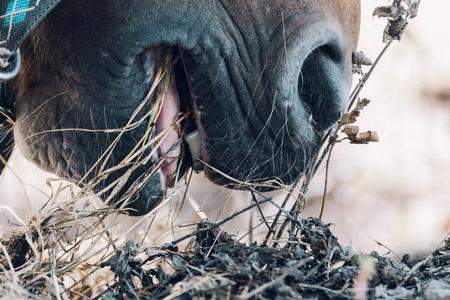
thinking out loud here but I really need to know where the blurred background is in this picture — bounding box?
[0,1,448,255]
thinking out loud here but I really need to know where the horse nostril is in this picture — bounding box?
[270,21,351,132]
[298,43,350,132]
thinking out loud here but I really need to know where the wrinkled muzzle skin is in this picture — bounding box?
[13,0,360,215]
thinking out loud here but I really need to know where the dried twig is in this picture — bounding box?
[271,0,421,243]
[171,196,273,245]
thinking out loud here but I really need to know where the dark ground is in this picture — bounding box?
[103,218,450,299]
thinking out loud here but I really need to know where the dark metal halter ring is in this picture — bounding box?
[0,48,21,82]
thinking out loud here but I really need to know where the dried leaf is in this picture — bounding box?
[374,0,421,42]
[341,111,359,125]
[352,51,373,74]
[373,6,396,18]
[384,18,408,42]
[355,98,372,111]
[332,260,346,270]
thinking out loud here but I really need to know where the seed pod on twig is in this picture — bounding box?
[351,131,380,144]
[342,125,360,138]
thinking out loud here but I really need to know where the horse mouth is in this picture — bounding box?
[152,38,351,192]
[146,47,204,189]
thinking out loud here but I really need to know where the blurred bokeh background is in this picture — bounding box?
[0,1,448,255]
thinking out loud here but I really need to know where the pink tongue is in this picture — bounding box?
[156,77,181,186]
